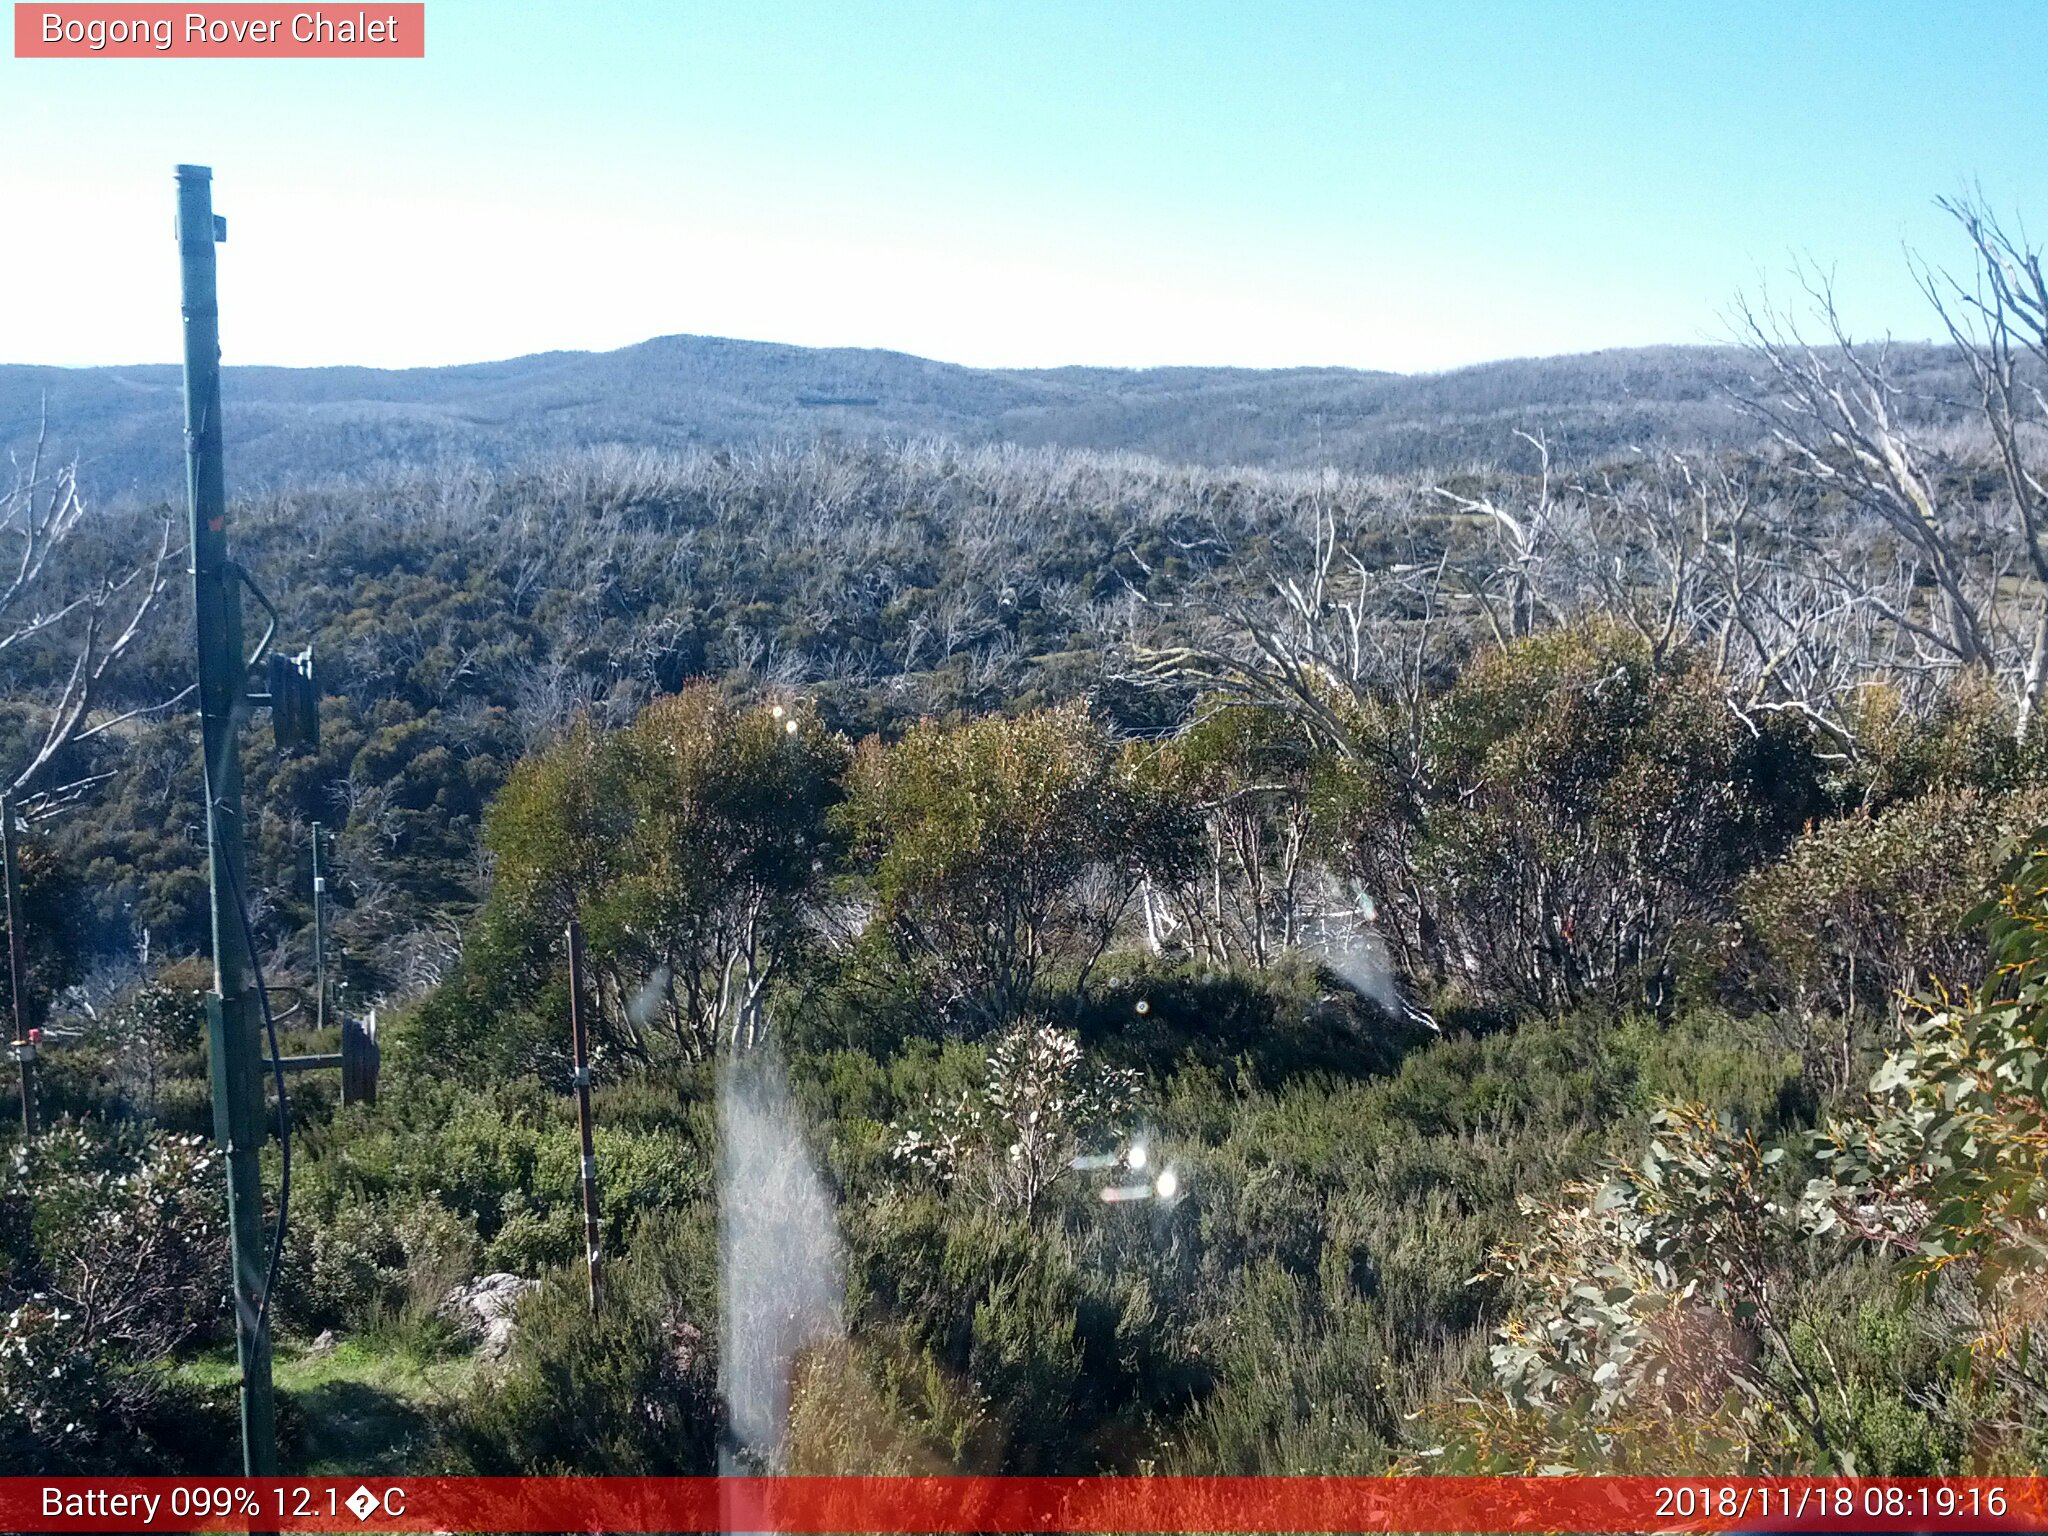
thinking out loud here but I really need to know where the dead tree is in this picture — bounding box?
[0,453,179,815]
[0,426,179,1091]
[1731,200,2048,741]
[1920,191,2048,734]
[1430,430,1576,645]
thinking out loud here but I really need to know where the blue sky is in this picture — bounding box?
[2,0,2041,371]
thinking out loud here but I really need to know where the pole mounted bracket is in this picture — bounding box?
[263,649,320,756]
[173,212,227,246]
[261,1013,377,1105]
[231,565,319,756]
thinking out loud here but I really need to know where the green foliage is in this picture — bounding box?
[1841,674,2043,810]
[1073,951,1416,1088]
[1444,1102,1878,1473]
[596,687,844,1055]
[0,1295,238,1472]
[0,834,87,1031]
[8,1121,226,1363]
[1166,1258,1400,1474]
[1738,785,2048,1063]
[273,1072,705,1318]
[450,1219,719,1475]
[1136,702,1316,969]
[416,684,846,1072]
[891,1021,1142,1215]
[1803,824,2048,1298]
[0,1120,234,1472]
[280,1197,481,1339]
[74,968,210,1125]
[846,704,1166,1029]
[1320,621,1819,1015]
[847,1191,1196,1473]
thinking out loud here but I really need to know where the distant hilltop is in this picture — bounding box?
[0,333,1968,499]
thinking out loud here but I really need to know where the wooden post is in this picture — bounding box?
[567,919,602,1315]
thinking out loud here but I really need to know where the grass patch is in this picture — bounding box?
[175,1337,477,1474]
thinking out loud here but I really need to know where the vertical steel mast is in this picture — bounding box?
[177,162,277,1476]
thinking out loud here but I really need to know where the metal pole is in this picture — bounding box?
[311,822,327,1036]
[2,793,38,1138]
[178,162,276,1478]
[567,920,602,1315]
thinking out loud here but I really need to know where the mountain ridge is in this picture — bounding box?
[0,332,1963,498]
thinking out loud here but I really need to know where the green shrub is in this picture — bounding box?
[1319,621,1820,1015]
[1,1121,234,1472]
[450,1231,719,1474]
[844,704,1169,1031]
[0,1296,238,1472]
[848,1191,1198,1472]
[1741,785,2048,1016]
[280,1197,481,1337]
[1073,952,1416,1086]
[1842,674,2041,809]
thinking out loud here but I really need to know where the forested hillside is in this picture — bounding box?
[0,336,1979,500]
[4,198,2047,1481]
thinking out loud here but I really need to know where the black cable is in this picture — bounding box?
[223,857,291,1343]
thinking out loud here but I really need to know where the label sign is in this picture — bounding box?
[14,3,425,56]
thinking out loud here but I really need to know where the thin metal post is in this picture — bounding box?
[178,162,276,1478]
[2,793,37,1138]
[567,919,602,1315]
[311,822,327,1035]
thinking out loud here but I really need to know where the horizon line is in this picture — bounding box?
[0,329,1955,381]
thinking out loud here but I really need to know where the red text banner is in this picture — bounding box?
[14,4,424,57]
[4,1476,2048,1533]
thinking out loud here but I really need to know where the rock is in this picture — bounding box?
[307,1329,337,1357]
[442,1271,539,1360]
[670,1318,706,1375]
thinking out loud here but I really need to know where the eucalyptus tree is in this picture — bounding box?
[470,684,846,1062]
[844,703,1186,1031]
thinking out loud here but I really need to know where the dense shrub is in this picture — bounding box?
[413,685,847,1073]
[1320,621,1820,1013]
[0,1121,234,1472]
[1738,784,2048,1068]
[847,1191,1199,1473]
[1841,674,2043,810]
[845,704,1178,1031]
[450,1219,719,1475]
[1135,701,1316,970]
[279,1197,480,1338]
